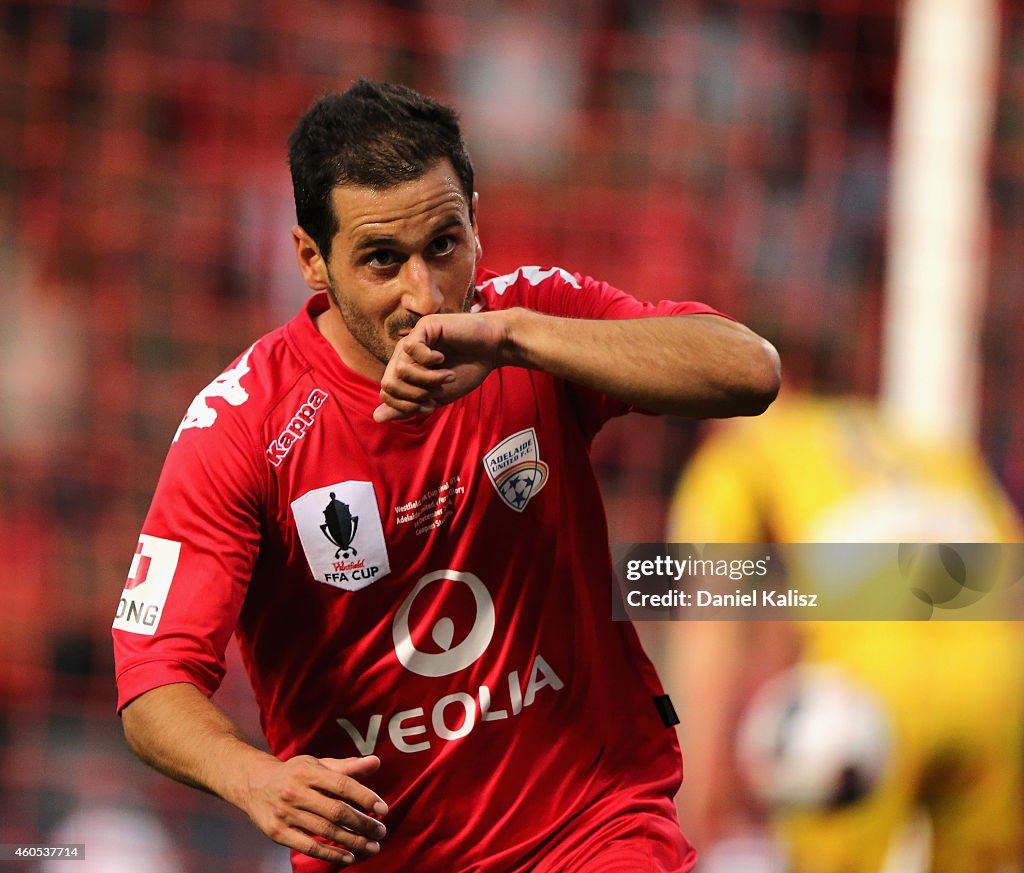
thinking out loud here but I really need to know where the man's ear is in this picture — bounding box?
[471,192,482,261]
[292,225,331,291]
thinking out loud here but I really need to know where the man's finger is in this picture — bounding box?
[307,764,388,817]
[319,755,382,778]
[381,381,433,405]
[270,824,357,865]
[287,807,384,855]
[373,399,437,423]
[380,370,453,405]
[403,340,445,367]
[294,788,388,840]
[385,355,455,390]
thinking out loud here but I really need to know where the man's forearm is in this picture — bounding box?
[120,682,277,808]
[498,309,780,418]
[374,307,780,423]
[121,682,389,865]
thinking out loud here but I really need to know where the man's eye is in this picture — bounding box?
[430,236,455,256]
[367,251,397,268]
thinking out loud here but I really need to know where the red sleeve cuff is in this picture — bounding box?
[115,658,222,714]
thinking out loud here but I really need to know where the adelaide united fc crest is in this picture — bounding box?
[483,428,549,512]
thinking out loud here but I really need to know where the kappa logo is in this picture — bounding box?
[266,388,329,467]
[175,343,258,442]
[483,428,549,511]
[113,534,181,635]
[292,481,391,590]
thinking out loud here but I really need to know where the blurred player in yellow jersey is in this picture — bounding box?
[665,388,1024,873]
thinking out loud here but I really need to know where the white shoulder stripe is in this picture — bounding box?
[479,266,581,296]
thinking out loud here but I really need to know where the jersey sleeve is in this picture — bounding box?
[112,410,265,713]
[477,266,731,437]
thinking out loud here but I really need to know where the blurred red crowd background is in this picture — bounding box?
[0,1,1021,869]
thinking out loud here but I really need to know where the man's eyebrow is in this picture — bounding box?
[352,216,466,253]
[430,216,465,235]
[353,235,399,253]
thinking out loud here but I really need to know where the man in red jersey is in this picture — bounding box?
[112,79,779,872]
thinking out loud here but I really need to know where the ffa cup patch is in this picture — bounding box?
[292,481,391,591]
[483,428,549,512]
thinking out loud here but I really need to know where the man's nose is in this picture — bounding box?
[400,256,444,315]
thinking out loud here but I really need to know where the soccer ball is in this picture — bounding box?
[736,665,891,809]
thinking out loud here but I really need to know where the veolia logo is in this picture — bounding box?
[393,570,495,677]
[339,568,562,755]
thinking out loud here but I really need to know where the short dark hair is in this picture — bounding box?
[288,79,475,260]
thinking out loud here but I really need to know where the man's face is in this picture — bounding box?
[297,160,481,380]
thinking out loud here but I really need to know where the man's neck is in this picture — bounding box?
[314,306,386,383]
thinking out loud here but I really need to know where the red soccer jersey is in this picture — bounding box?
[113,266,715,872]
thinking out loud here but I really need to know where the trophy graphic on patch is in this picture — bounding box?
[321,492,359,559]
